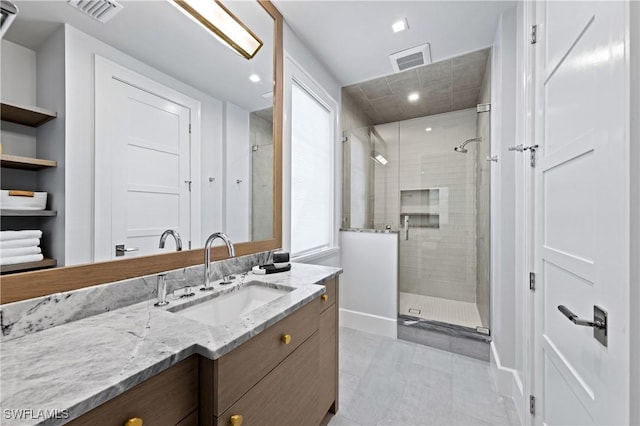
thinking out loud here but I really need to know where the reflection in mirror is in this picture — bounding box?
[0,0,275,274]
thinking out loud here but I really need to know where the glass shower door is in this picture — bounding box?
[397,110,488,331]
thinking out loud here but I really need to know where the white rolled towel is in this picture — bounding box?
[0,238,41,249]
[0,254,44,266]
[0,246,42,257]
[0,230,43,241]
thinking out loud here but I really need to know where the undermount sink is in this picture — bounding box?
[170,282,292,327]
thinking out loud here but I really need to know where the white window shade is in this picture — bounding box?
[291,83,333,256]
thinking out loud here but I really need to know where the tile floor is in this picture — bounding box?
[399,292,484,329]
[324,327,519,426]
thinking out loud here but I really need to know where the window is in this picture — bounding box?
[290,81,334,256]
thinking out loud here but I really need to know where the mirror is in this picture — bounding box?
[0,0,283,303]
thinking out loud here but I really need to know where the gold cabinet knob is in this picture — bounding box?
[321,294,329,302]
[281,334,292,345]
[230,414,243,426]
[124,418,143,426]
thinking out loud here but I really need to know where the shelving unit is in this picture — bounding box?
[1,101,59,274]
[1,258,57,274]
[1,209,57,217]
[1,100,57,127]
[1,154,57,170]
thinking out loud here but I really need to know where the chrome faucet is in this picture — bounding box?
[159,229,182,251]
[202,232,235,291]
[154,274,169,306]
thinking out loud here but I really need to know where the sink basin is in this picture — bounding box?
[170,283,291,327]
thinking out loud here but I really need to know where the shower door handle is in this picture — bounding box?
[404,215,409,240]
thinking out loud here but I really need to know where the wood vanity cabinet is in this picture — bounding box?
[67,356,199,426]
[68,277,340,426]
[200,277,340,426]
[318,277,339,418]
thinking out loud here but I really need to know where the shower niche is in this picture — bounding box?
[399,188,446,228]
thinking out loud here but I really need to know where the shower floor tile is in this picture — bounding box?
[399,292,483,329]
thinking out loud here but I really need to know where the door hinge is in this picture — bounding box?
[188,240,192,250]
[530,395,536,416]
[185,180,192,191]
[189,123,192,134]
[531,25,537,44]
[529,272,536,291]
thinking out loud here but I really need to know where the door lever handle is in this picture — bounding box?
[115,244,139,257]
[557,305,608,347]
[557,305,605,328]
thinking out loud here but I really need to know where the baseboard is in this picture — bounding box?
[490,342,525,425]
[339,308,397,339]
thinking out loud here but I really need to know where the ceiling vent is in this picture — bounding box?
[389,43,432,73]
[67,0,123,23]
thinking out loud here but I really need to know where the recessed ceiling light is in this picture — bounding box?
[392,18,408,33]
[249,74,261,83]
[408,92,419,102]
[425,127,432,132]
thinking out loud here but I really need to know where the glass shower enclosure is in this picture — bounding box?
[343,106,491,334]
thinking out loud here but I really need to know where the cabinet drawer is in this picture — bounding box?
[67,356,198,426]
[319,278,337,313]
[213,299,319,415]
[216,332,320,426]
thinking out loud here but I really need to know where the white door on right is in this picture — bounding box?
[534,1,630,425]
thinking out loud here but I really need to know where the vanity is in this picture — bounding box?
[0,262,341,426]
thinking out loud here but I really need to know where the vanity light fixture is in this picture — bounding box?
[371,151,389,166]
[392,18,408,33]
[173,0,263,59]
[408,92,419,102]
[249,74,261,83]
[425,127,432,132]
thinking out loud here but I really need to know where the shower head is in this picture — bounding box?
[454,137,482,154]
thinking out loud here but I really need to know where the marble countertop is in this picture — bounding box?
[0,263,342,426]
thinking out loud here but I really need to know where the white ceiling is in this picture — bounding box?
[5,0,274,112]
[273,0,515,86]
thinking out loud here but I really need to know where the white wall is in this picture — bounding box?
[339,230,398,338]
[489,2,522,410]
[36,28,66,265]
[224,102,251,243]
[64,24,223,264]
[630,1,640,424]
[1,40,36,105]
[283,22,341,268]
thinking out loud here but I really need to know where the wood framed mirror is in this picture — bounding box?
[0,0,283,304]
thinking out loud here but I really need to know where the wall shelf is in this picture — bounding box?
[1,258,57,274]
[0,154,57,170]
[1,100,57,127]
[1,209,57,217]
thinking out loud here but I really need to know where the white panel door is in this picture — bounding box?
[534,1,630,424]
[109,80,191,259]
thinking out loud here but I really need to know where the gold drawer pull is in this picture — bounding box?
[281,334,292,345]
[124,418,143,426]
[230,414,243,426]
[321,294,329,302]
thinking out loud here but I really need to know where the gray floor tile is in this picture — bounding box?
[412,343,454,374]
[337,327,520,426]
[339,371,361,406]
